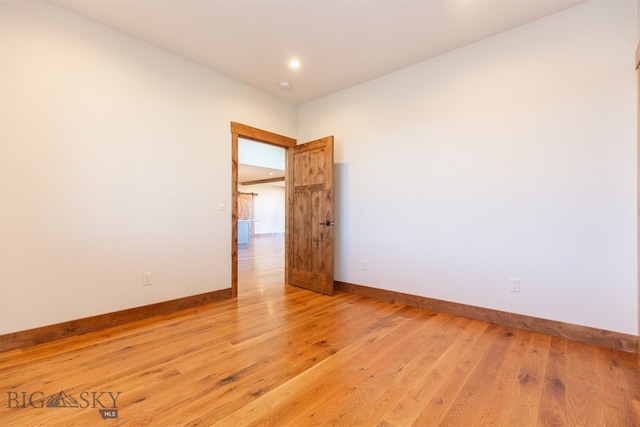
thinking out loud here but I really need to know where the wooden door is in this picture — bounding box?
[286,136,334,295]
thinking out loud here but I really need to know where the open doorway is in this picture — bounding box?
[231,122,335,297]
[231,122,296,297]
[237,139,286,295]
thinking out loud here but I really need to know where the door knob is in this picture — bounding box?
[319,220,334,226]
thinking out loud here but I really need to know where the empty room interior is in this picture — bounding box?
[1,0,640,425]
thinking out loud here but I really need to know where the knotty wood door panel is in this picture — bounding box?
[287,136,334,295]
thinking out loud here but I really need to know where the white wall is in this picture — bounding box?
[300,0,638,334]
[1,0,637,337]
[238,184,285,235]
[0,1,297,334]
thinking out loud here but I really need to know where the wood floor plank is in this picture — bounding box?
[166,299,409,425]
[1,235,638,426]
[324,312,464,425]
[563,340,607,426]
[495,331,552,426]
[427,324,521,426]
[329,313,483,426]
[211,307,422,426]
[272,310,451,426]
[593,346,640,426]
[380,316,491,426]
[538,336,570,426]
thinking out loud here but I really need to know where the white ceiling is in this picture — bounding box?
[238,164,285,187]
[238,138,286,185]
[48,0,587,105]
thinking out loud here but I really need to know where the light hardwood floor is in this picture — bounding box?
[1,235,639,426]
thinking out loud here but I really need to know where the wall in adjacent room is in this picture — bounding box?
[238,185,285,236]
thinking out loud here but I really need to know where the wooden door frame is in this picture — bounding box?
[231,122,296,297]
[636,44,639,357]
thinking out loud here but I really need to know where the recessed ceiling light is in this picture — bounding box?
[289,59,300,69]
[280,81,291,90]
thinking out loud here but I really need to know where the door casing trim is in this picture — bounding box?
[231,122,296,297]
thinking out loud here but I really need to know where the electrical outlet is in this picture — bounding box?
[509,278,520,293]
[361,260,367,271]
[143,272,152,286]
